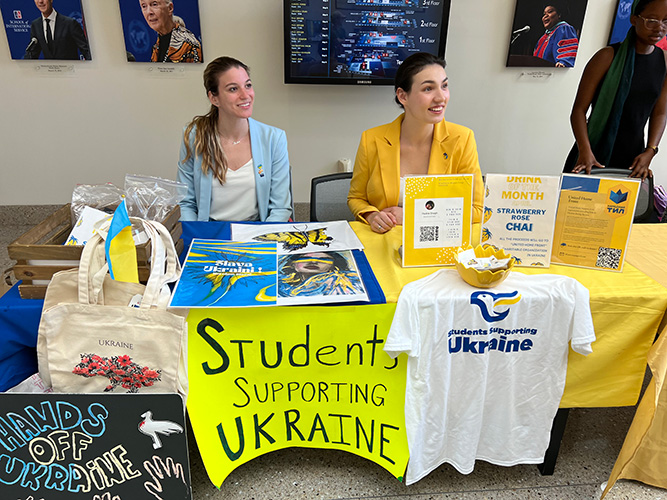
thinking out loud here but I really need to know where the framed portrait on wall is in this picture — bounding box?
[119,0,203,63]
[609,0,667,49]
[0,0,91,60]
[506,0,589,68]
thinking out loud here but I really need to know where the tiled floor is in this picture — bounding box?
[1,205,664,499]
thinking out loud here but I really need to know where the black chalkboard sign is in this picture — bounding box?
[0,393,191,499]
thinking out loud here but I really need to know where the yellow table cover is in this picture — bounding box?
[352,221,667,408]
[602,224,667,497]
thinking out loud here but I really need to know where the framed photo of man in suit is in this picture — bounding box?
[120,0,203,63]
[0,0,91,60]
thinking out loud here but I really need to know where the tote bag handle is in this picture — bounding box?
[77,218,181,309]
[140,219,181,309]
[77,229,110,305]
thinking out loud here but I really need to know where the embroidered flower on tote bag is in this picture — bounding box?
[72,353,162,393]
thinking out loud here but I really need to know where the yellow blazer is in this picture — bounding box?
[347,114,484,224]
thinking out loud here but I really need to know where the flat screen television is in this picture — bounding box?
[284,0,451,85]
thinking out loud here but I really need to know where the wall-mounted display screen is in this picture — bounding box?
[284,0,451,85]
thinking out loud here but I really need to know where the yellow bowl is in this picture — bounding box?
[455,244,515,288]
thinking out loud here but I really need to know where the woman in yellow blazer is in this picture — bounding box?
[347,52,484,233]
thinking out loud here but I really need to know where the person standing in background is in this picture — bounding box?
[564,0,667,182]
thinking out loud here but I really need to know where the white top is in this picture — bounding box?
[385,270,595,484]
[42,10,57,41]
[209,159,259,221]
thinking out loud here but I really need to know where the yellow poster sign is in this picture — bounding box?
[186,304,409,486]
[551,174,640,271]
[402,175,474,267]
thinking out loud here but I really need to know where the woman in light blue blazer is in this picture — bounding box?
[178,56,292,222]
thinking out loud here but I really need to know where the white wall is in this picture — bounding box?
[0,0,664,205]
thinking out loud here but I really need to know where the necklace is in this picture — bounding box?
[220,135,245,146]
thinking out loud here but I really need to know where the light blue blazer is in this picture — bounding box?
[177,118,292,222]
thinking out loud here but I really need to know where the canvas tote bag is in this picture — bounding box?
[37,218,188,395]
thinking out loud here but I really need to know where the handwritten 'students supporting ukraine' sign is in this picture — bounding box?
[186,304,409,486]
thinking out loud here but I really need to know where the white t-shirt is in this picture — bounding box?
[209,159,259,221]
[385,270,595,484]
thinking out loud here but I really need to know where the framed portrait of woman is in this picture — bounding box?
[506,0,589,68]
[119,0,203,63]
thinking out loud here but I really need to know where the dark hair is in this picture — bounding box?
[634,0,662,15]
[394,52,446,108]
[544,3,564,16]
[183,56,250,183]
[280,252,350,275]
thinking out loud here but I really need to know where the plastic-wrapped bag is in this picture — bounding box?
[124,174,188,222]
[71,183,124,224]
[655,185,666,221]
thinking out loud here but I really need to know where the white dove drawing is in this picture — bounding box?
[138,410,184,449]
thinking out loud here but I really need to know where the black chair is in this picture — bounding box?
[288,165,295,221]
[309,172,354,222]
[588,168,655,223]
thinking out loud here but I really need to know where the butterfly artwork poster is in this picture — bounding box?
[169,239,369,308]
[230,221,364,254]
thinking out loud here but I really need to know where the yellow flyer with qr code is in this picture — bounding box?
[551,174,640,271]
[402,174,473,267]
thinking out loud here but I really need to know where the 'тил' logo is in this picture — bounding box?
[470,290,521,323]
[606,184,632,219]
[609,189,628,204]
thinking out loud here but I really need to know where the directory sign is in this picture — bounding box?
[284,0,451,84]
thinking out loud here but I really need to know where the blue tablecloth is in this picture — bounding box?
[0,284,42,390]
[0,220,385,391]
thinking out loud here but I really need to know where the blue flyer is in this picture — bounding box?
[169,239,277,308]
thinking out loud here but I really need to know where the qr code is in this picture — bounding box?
[596,247,622,269]
[419,225,439,243]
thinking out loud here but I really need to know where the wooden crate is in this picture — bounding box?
[9,204,184,299]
